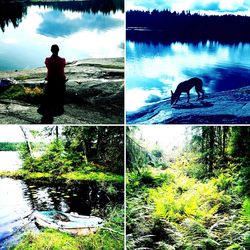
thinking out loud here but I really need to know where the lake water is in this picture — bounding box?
[126,41,250,112]
[0,151,22,171]
[0,1,124,71]
[0,177,122,249]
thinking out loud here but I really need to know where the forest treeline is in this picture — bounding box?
[32,0,124,14]
[126,10,250,44]
[0,142,22,151]
[20,126,124,175]
[127,126,250,249]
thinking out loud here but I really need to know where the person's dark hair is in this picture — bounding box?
[51,44,59,54]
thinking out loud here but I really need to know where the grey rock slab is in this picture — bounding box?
[127,86,250,124]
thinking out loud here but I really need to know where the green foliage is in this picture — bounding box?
[151,148,163,158]
[211,173,234,191]
[61,171,124,183]
[0,142,22,151]
[126,126,250,250]
[63,126,124,174]
[0,85,25,99]
[148,179,231,223]
[126,132,151,172]
[127,168,174,191]
[225,244,242,250]
[0,169,123,184]
[241,197,250,223]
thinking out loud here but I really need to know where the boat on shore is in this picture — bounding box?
[34,210,103,235]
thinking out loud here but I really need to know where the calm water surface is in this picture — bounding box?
[0,2,124,71]
[0,152,22,171]
[126,41,250,112]
[0,151,123,249]
[0,177,121,249]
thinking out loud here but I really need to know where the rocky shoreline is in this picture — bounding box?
[0,58,124,124]
[127,86,250,124]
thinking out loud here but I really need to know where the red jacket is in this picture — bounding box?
[45,56,66,81]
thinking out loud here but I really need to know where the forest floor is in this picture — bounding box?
[127,86,250,124]
[127,154,250,249]
[0,58,124,124]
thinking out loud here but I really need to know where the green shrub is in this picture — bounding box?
[241,197,250,223]
[148,179,230,223]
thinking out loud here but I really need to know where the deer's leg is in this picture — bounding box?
[197,92,200,101]
[187,92,190,103]
[201,89,205,99]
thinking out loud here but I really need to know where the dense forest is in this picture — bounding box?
[18,126,124,175]
[127,126,250,249]
[126,10,250,44]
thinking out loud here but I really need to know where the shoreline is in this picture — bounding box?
[127,86,250,124]
[0,169,124,184]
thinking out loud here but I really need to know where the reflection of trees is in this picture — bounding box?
[127,10,250,44]
[33,0,124,14]
[0,2,27,32]
[0,0,124,32]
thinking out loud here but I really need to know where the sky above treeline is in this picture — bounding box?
[126,0,250,15]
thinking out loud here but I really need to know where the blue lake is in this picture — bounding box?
[0,2,124,71]
[126,41,250,112]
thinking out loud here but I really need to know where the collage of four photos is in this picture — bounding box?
[0,0,250,249]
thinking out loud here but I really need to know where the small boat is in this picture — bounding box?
[34,210,103,235]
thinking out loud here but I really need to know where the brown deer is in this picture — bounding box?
[171,77,205,105]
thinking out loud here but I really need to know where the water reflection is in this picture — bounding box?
[126,41,250,112]
[0,152,22,171]
[34,0,124,14]
[0,4,124,70]
[0,177,122,249]
[0,2,27,32]
[38,10,123,37]
[0,0,124,32]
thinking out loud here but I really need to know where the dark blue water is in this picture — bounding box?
[126,41,250,112]
[0,4,124,71]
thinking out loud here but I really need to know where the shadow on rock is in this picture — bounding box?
[172,101,213,109]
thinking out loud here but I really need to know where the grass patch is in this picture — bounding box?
[0,85,25,99]
[61,171,124,183]
[0,85,43,103]
[13,206,124,250]
[0,170,123,184]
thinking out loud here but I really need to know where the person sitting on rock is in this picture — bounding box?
[38,44,66,119]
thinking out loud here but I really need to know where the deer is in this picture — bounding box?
[171,77,205,105]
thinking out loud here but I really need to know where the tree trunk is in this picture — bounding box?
[20,126,33,157]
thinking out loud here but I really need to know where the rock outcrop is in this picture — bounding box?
[0,58,124,124]
[127,86,250,124]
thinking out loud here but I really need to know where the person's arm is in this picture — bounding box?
[45,57,49,68]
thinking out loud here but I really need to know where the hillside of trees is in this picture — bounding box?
[126,10,250,44]
[127,126,250,249]
[18,126,124,176]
